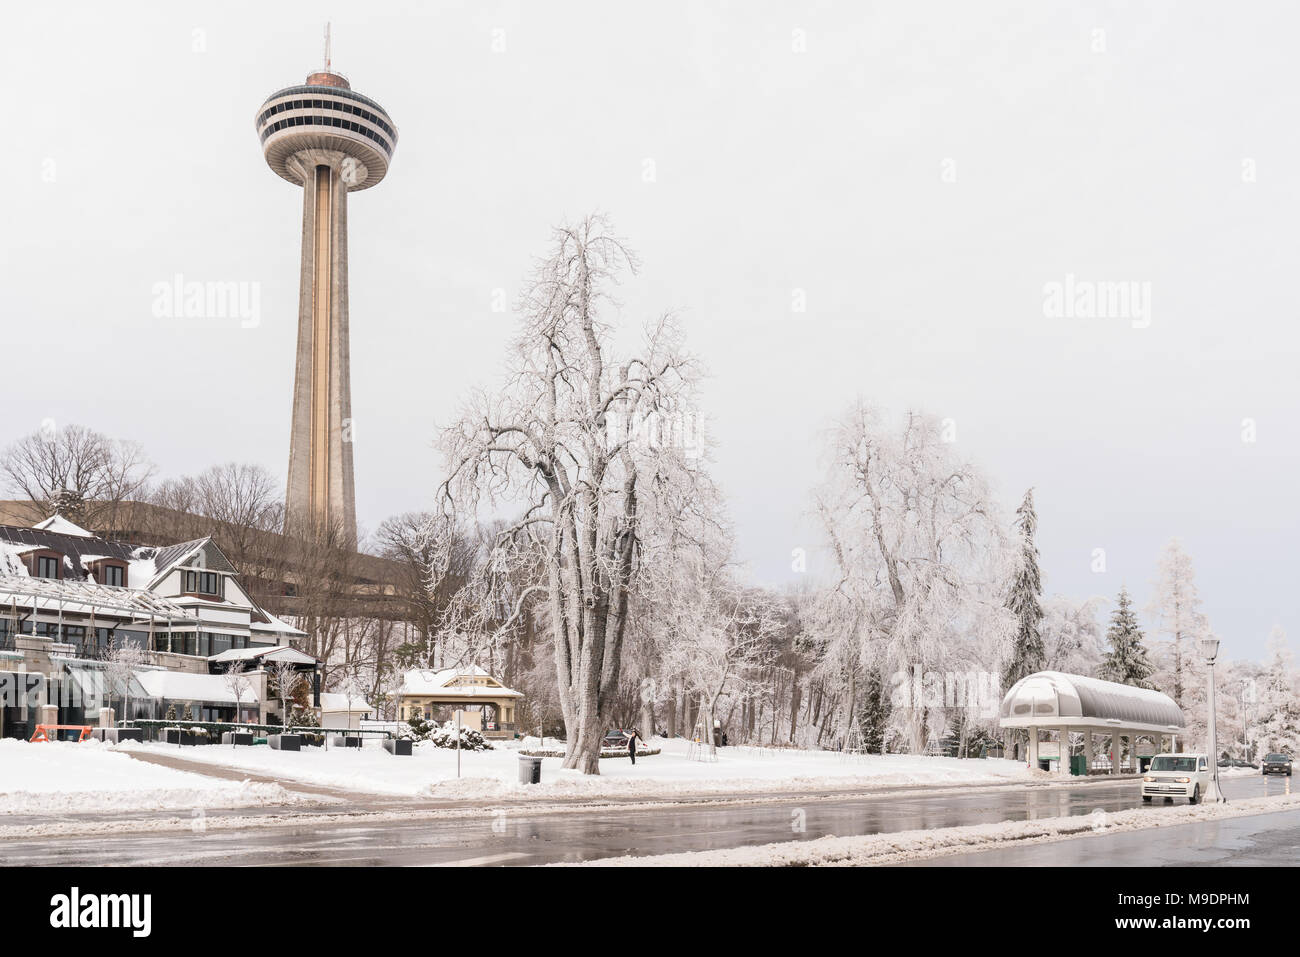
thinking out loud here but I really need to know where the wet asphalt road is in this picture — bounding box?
[3,773,1291,866]
[906,806,1300,866]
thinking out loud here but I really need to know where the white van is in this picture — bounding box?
[1141,753,1211,804]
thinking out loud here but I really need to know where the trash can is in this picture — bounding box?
[1070,755,1087,776]
[1038,758,1051,772]
[518,755,543,784]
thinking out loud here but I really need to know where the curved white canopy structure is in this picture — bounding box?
[1000,671,1184,735]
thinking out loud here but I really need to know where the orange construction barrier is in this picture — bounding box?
[30,724,93,743]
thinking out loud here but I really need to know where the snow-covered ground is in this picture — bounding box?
[0,739,299,814]
[572,791,1300,866]
[113,736,1035,801]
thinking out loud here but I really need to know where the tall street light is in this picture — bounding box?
[1200,635,1227,804]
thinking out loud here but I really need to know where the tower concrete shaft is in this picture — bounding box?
[256,68,397,546]
[287,159,355,543]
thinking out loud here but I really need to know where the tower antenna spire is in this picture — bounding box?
[324,22,331,72]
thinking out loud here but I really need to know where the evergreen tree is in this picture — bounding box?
[1001,488,1045,689]
[856,666,890,754]
[1099,587,1155,687]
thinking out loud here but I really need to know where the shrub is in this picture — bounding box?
[428,721,493,751]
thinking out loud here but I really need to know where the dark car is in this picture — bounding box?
[1261,753,1293,776]
[602,729,632,750]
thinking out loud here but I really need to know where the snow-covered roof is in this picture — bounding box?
[999,671,1184,733]
[249,609,306,638]
[33,515,95,537]
[209,646,317,666]
[318,693,373,714]
[399,666,522,699]
[136,669,261,705]
[0,522,206,591]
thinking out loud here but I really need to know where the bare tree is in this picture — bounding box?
[269,659,304,729]
[222,661,254,732]
[438,215,709,773]
[103,638,148,724]
[375,510,479,668]
[0,423,154,531]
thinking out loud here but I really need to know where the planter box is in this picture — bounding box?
[382,738,412,756]
[268,734,301,752]
[330,735,363,749]
[220,732,255,746]
[164,729,208,746]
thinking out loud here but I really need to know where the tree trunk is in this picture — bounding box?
[789,671,802,743]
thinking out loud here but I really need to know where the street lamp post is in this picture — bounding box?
[1200,635,1227,804]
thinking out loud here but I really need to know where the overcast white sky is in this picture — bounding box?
[2,1,1297,659]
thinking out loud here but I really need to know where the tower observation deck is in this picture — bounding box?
[256,64,397,544]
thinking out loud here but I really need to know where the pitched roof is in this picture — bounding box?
[318,692,373,713]
[33,515,95,537]
[0,523,157,584]
[399,666,522,698]
[210,645,317,665]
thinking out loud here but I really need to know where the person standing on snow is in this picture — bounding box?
[624,728,640,765]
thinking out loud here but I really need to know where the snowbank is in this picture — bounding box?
[572,792,1300,866]
[0,739,299,814]
[114,736,1034,801]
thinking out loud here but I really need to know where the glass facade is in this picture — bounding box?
[0,619,118,658]
[257,96,397,143]
[260,83,392,121]
[151,631,253,658]
[259,113,394,158]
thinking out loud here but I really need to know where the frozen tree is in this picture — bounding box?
[661,573,781,753]
[1001,489,1045,689]
[812,402,1012,753]
[103,639,147,723]
[1257,626,1300,757]
[438,215,711,773]
[1146,539,1208,708]
[1041,595,1106,674]
[1098,587,1154,688]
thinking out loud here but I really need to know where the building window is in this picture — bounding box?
[183,570,222,597]
[100,564,125,587]
[36,556,60,579]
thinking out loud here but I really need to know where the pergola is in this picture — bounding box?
[0,572,196,624]
[999,671,1185,775]
[0,572,197,637]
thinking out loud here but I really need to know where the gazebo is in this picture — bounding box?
[397,666,523,739]
[999,671,1185,775]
